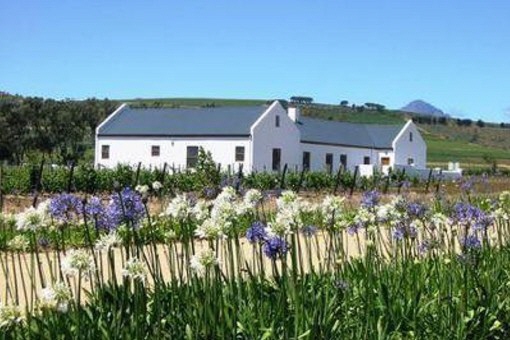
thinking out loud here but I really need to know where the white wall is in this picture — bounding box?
[250,102,301,171]
[392,121,427,169]
[301,143,386,173]
[95,136,251,172]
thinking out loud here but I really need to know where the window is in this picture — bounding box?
[275,115,280,127]
[101,145,110,159]
[325,153,333,173]
[340,154,347,169]
[272,148,281,171]
[409,132,413,142]
[302,151,310,170]
[186,146,199,168]
[363,156,371,165]
[235,146,245,162]
[151,145,160,157]
[407,158,414,165]
[381,157,390,166]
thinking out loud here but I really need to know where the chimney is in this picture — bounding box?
[288,105,300,122]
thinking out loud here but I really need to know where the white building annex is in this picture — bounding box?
[95,101,426,174]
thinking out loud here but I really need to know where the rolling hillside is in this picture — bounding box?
[117,97,510,169]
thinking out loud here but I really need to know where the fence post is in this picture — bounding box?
[160,162,168,183]
[133,162,142,187]
[383,168,392,194]
[297,167,306,193]
[0,163,3,213]
[67,161,75,193]
[280,163,288,189]
[425,168,433,193]
[349,166,359,197]
[235,163,244,193]
[435,169,443,194]
[332,165,343,195]
[397,168,406,194]
[32,158,45,208]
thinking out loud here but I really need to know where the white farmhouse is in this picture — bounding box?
[95,101,426,174]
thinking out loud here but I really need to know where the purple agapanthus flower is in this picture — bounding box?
[107,187,146,229]
[49,193,83,223]
[246,221,268,244]
[347,222,363,235]
[84,196,116,231]
[361,190,380,209]
[452,203,493,230]
[463,234,481,250]
[263,236,288,260]
[301,225,318,237]
[407,202,427,219]
[392,226,418,241]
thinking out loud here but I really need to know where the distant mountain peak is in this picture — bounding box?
[401,100,447,117]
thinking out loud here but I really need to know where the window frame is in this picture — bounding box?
[363,156,371,165]
[340,154,347,169]
[101,145,110,159]
[235,146,245,162]
[407,158,415,165]
[325,153,333,173]
[409,132,413,142]
[151,145,160,157]
[272,148,281,171]
[302,151,311,171]
[275,115,280,127]
[186,146,199,168]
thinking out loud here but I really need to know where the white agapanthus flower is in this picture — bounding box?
[189,249,219,276]
[135,184,150,195]
[0,303,23,328]
[7,235,30,252]
[15,201,50,231]
[94,232,122,252]
[152,181,163,191]
[40,282,73,313]
[243,189,262,208]
[215,186,237,204]
[430,213,450,230]
[195,218,223,239]
[122,257,147,281]
[165,194,193,220]
[191,200,210,222]
[61,249,95,278]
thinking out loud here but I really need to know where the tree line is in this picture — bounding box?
[0,93,116,165]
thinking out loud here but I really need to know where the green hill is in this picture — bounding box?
[119,97,510,169]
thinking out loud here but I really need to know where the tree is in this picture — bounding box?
[290,96,313,105]
[476,119,485,128]
[340,100,349,107]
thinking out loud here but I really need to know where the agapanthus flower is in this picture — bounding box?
[7,235,30,252]
[108,187,146,228]
[361,190,380,209]
[61,249,95,278]
[49,193,83,223]
[165,194,193,220]
[407,202,427,219]
[246,221,268,243]
[39,282,73,313]
[94,232,121,252]
[135,184,149,195]
[322,195,345,225]
[190,249,219,275]
[243,189,262,208]
[263,236,288,260]
[462,234,482,250]
[191,200,210,222]
[301,225,318,237]
[452,203,493,230]
[84,197,116,231]
[152,181,163,191]
[15,202,50,231]
[0,303,23,328]
[195,218,223,239]
[122,257,147,281]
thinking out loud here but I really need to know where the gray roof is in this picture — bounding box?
[98,105,269,136]
[99,104,404,149]
[298,117,403,149]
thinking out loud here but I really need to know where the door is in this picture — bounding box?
[272,148,281,171]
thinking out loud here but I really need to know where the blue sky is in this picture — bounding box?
[1,1,510,122]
